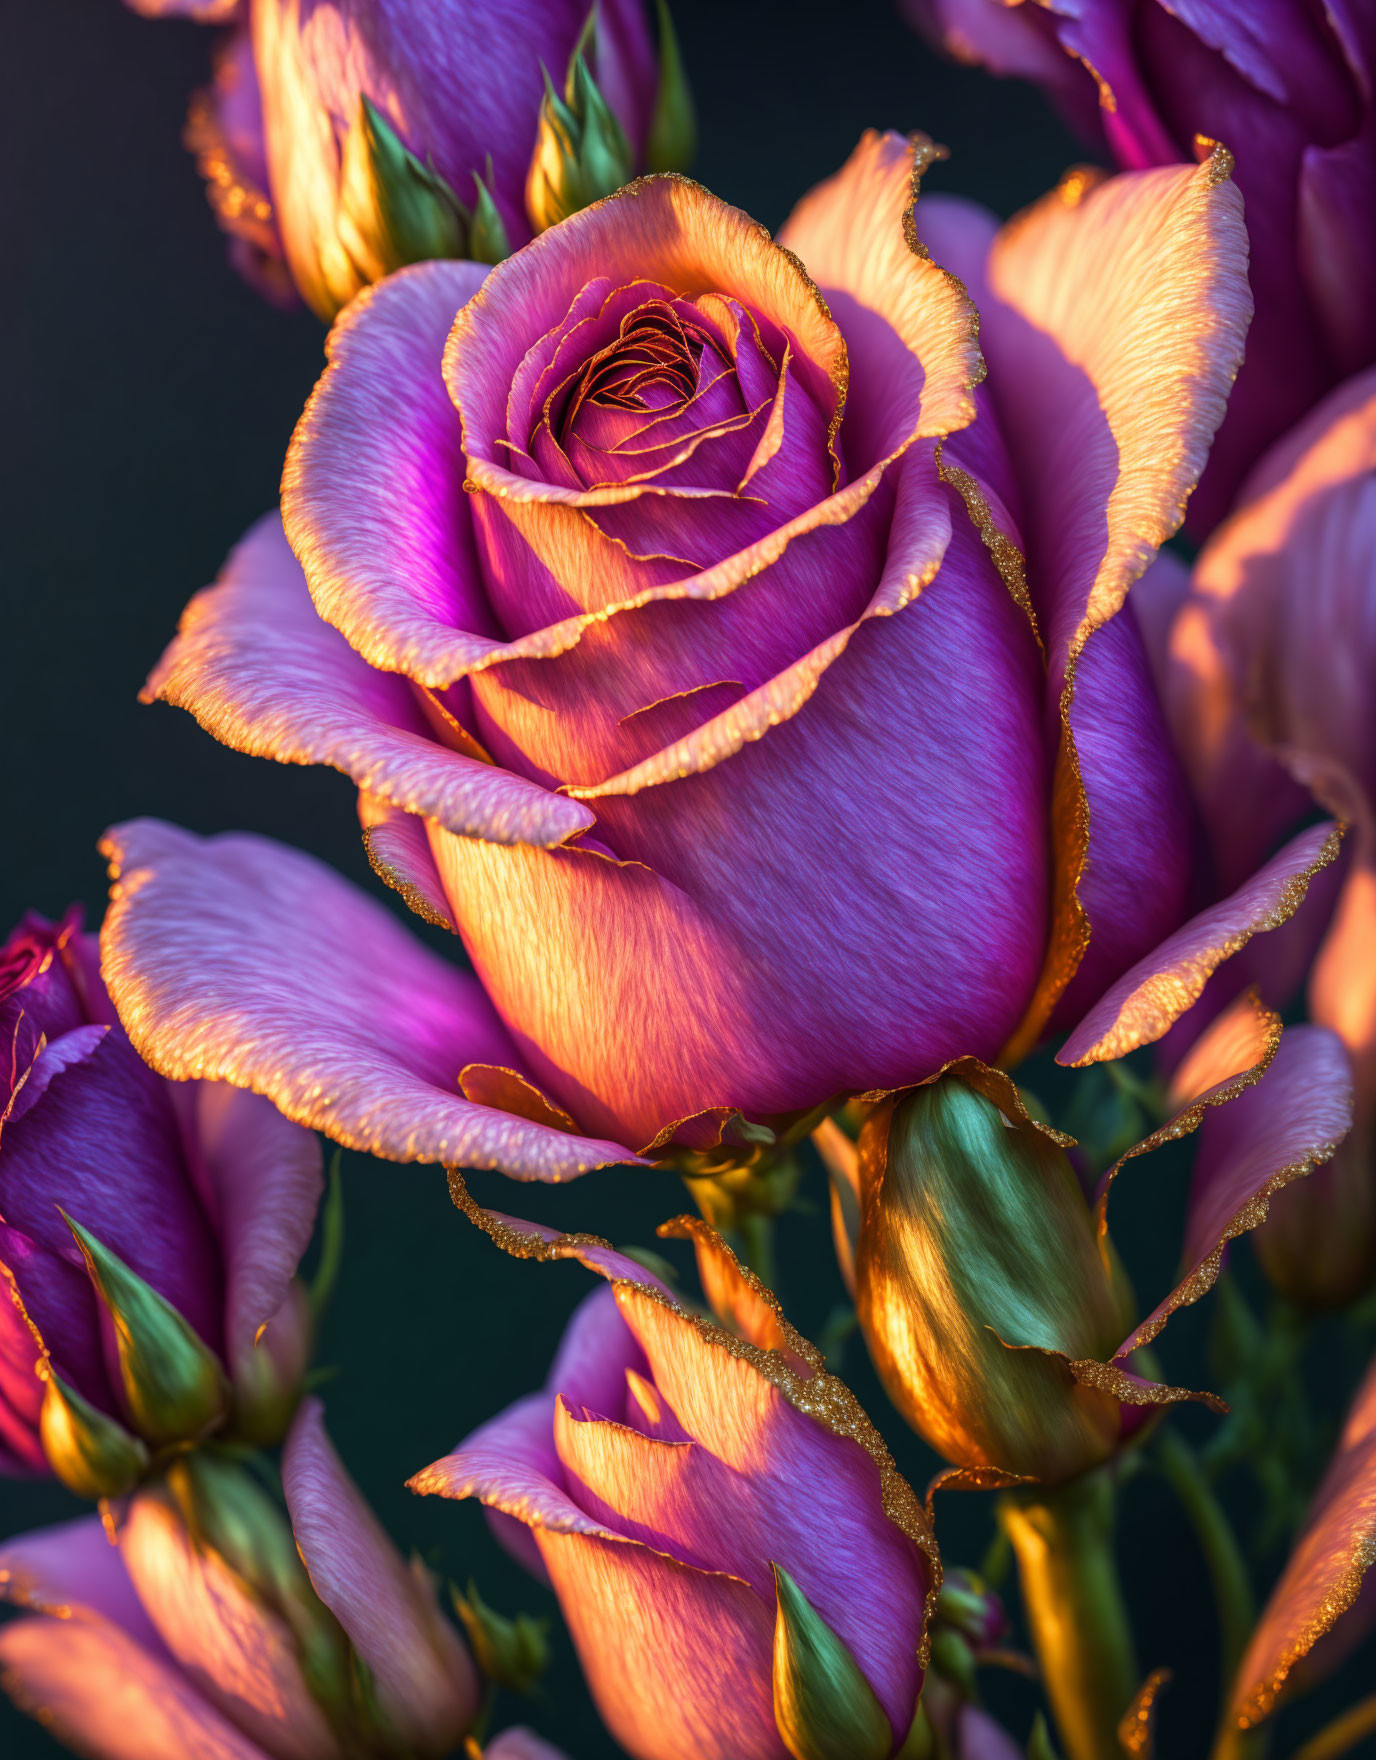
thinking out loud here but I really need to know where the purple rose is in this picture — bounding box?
[906,0,1376,528]
[0,907,321,1480]
[93,134,1305,1190]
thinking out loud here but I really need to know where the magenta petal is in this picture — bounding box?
[282,1400,479,1750]
[1059,822,1344,1066]
[0,1616,272,1760]
[146,514,592,848]
[99,819,642,1179]
[187,1084,321,1378]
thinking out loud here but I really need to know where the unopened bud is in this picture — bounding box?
[325,96,469,318]
[929,1627,979,1704]
[854,1078,1135,1482]
[525,54,634,233]
[39,1372,148,1501]
[451,1579,549,1694]
[936,1569,1007,1650]
[162,1450,354,1720]
[61,1212,229,1448]
[770,1563,892,1760]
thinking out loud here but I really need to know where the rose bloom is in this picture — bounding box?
[126,0,660,312]
[412,1206,938,1760]
[904,0,1376,529]
[1144,368,1376,1306]
[0,907,321,1475]
[102,131,1300,1186]
[0,1401,481,1760]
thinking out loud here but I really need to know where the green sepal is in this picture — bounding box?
[525,53,633,232]
[929,1626,979,1703]
[39,1372,148,1501]
[469,164,513,265]
[1027,1713,1063,1760]
[451,1578,549,1694]
[771,1563,893,1760]
[646,0,696,171]
[61,1211,229,1447]
[328,95,470,313]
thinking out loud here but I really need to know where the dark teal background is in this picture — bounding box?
[2,2,1373,1755]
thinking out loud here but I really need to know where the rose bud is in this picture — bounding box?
[0,907,322,1490]
[1147,370,1376,1306]
[130,0,688,317]
[904,0,1376,529]
[835,1007,1353,1484]
[0,1399,481,1760]
[411,1200,939,1760]
[98,131,1335,1200]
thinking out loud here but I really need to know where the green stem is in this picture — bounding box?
[999,1470,1137,1760]
[1155,1427,1255,1689]
[1288,1695,1376,1760]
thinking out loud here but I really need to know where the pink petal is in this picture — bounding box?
[778,129,983,464]
[485,1730,572,1760]
[607,1286,928,1736]
[1059,822,1343,1067]
[282,1400,479,1751]
[0,1615,271,1760]
[188,1083,321,1380]
[282,261,498,688]
[1232,1353,1376,1725]
[0,1516,160,1653]
[145,513,592,848]
[1122,1024,1354,1354]
[99,819,641,1179]
[536,1527,783,1760]
[120,1490,340,1760]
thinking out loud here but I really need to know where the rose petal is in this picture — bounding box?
[357,793,458,931]
[537,1527,783,1760]
[0,1516,160,1651]
[186,1085,321,1379]
[1059,822,1343,1066]
[486,1730,572,1760]
[1232,1352,1376,1725]
[120,1491,339,1760]
[145,513,592,848]
[973,149,1252,1051]
[432,491,1047,1145]
[1121,1024,1353,1354]
[0,1615,272,1760]
[658,1214,808,1368]
[283,261,498,687]
[1,1025,225,1357]
[282,1400,478,1749]
[99,819,640,1179]
[778,130,983,465]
